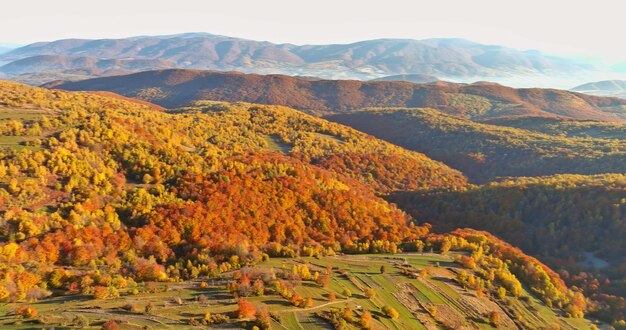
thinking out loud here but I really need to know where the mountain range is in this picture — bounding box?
[0,33,609,86]
[46,68,626,121]
[572,80,626,98]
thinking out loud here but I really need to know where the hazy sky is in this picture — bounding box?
[1,0,623,62]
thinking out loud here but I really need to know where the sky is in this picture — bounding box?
[1,0,624,63]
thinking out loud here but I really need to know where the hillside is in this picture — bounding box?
[0,81,457,265]
[47,69,626,120]
[482,116,626,139]
[0,81,596,327]
[327,108,626,182]
[389,174,626,322]
[572,80,626,99]
[0,33,596,82]
[0,252,592,329]
[371,73,439,83]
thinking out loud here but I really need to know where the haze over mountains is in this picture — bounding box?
[0,33,621,88]
[372,73,439,83]
[0,45,15,55]
[572,80,626,99]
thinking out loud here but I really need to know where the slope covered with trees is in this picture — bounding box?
[483,116,626,140]
[0,81,459,297]
[0,81,596,327]
[46,69,626,120]
[329,108,626,182]
[390,174,626,322]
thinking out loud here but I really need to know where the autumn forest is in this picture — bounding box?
[1,65,626,329]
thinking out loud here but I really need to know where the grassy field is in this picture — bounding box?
[0,106,55,151]
[0,253,598,329]
[0,135,42,150]
[0,107,48,122]
[263,134,293,153]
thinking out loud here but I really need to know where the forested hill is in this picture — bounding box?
[0,79,467,260]
[0,80,608,327]
[388,174,626,322]
[45,69,626,120]
[482,115,626,139]
[327,107,626,182]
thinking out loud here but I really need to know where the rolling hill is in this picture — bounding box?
[327,107,626,182]
[46,69,626,120]
[572,80,626,99]
[0,80,599,328]
[482,116,626,139]
[0,33,599,83]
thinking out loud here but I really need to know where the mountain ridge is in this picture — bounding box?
[572,80,626,99]
[0,33,602,84]
[45,68,626,121]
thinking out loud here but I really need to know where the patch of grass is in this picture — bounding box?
[263,134,293,153]
[0,108,47,121]
[312,132,345,144]
[0,134,45,151]
[282,312,303,330]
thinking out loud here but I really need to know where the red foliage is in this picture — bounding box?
[237,298,257,319]
[147,153,423,252]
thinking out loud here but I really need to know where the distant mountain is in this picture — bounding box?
[0,54,175,76]
[46,69,626,121]
[572,80,626,99]
[371,73,438,83]
[0,33,600,83]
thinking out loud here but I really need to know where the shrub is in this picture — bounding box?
[101,320,120,330]
[489,311,500,326]
[93,286,119,300]
[237,299,257,318]
[360,311,373,328]
[342,288,352,298]
[256,309,271,329]
[122,303,139,313]
[145,302,155,315]
[382,305,399,319]
[15,305,37,318]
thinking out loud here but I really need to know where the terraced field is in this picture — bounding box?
[0,254,596,329]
